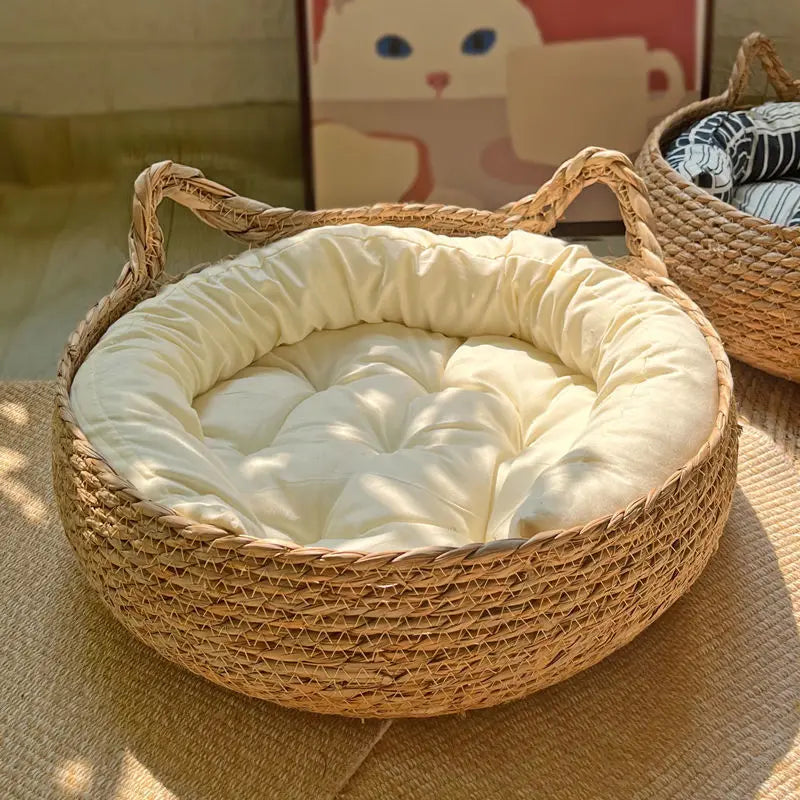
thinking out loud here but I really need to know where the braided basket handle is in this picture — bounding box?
[499,147,667,278]
[120,161,292,290]
[122,151,667,289]
[724,32,800,106]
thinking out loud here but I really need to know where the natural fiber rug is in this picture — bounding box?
[1,362,798,800]
[732,360,800,467]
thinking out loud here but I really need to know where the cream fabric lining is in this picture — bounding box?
[70,224,718,552]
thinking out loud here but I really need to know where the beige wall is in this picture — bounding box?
[0,0,298,115]
[0,0,798,116]
[710,0,800,93]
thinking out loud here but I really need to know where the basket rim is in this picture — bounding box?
[54,214,736,569]
[641,93,800,245]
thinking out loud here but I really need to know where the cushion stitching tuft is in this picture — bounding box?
[237,390,315,456]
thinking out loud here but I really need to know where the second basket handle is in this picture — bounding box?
[499,147,668,278]
[724,32,800,106]
[121,161,297,291]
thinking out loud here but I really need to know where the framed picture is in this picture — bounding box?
[297,0,713,229]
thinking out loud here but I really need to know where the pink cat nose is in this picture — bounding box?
[426,71,451,95]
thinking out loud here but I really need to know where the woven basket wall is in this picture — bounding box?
[52,148,738,718]
[637,32,800,383]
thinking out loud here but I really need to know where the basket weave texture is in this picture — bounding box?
[52,148,738,718]
[637,32,800,383]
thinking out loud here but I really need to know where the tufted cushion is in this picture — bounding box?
[70,224,718,553]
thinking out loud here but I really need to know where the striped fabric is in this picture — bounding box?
[666,102,800,226]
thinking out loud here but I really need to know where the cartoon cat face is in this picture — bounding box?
[312,0,542,101]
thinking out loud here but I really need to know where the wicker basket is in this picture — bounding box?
[637,32,800,383]
[53,148,738,718]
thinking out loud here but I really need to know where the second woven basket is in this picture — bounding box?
[637,32,800,382]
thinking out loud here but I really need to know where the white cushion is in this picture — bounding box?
[70,224,718,553]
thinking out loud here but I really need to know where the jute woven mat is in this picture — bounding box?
[1,362,798,800]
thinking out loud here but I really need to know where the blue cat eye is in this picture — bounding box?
[461,28,497,55]
[376,34,413,59]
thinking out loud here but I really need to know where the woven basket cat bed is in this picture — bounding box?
[53,148,738,718]
[637,32,800,383]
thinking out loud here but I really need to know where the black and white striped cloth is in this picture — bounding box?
[665,102,800,226]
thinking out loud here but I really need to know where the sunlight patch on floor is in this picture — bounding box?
[114,751,177,800]
[0,446,46,522]
[54,758,93,796]
[0,400,29,426]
